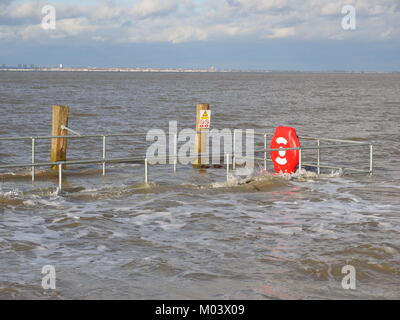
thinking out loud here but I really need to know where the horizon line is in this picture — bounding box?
[1,67,399,73]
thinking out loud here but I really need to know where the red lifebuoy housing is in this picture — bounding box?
[270,126,300,173]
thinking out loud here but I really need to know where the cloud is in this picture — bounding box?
[130,0,181,19]
[267,27,296,39]
[0,0,399,44]
[8,2,38,19]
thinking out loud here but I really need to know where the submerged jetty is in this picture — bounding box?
[0,103,374,193]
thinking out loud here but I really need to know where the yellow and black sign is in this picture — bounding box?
[199,110,211,129]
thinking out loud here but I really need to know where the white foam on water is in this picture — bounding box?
[97,245,108,251]
[0,188,24,198]
[22,199,36,206]
[209,170,289,189]
[260,225,303,236]
[130,210,171,226]
[383,246,398,255]
[309,222,336,235]
[110,231,128,238]
[378,222,393,229]
[112,207,135,213]
[30,195,67,207]
[52,216,66,223]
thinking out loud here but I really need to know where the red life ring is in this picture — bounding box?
[270,126,300,173]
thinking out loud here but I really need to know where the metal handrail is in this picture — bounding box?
[0,131,371,143]
[0,133,145,141]
[0,129,374,192]
[265,143,369,152]
[0,157,144,169]
[298,136,368,144]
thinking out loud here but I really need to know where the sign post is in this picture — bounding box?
[193,103,211,167]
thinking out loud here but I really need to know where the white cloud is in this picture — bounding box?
[0,0,399,43]
[321,3,343,16]
[8,2,38,19]
[131,0,181,19]
[267,27,296,39]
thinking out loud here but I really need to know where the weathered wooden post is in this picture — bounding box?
[193,103,210,168]
[50,105,69,170]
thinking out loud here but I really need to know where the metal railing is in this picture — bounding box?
[0,133,143,182]
[256,133,373,176]
[0,130,373,193]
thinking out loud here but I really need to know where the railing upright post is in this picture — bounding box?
[102,135,106,176]
[264,133,267,171]
[58,163,62,192]
[298,148,302,174]
[173,133,177,173]
[31,137,35,181]
[233,130,236,170]
[226,153,230,182]
[317,139,320,175]
[370,144,373,176]
[145,158,148,183]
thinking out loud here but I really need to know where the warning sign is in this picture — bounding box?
[199,110,211,129]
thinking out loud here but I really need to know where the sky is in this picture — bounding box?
[0,0,399,71]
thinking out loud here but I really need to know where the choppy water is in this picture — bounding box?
[0,71,399,299]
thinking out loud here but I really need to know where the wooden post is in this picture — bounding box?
[50,105,69,170]
[193,103,210,168]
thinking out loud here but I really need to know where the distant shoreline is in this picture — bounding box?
[0,67,225,73]
[0,68,398,73]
